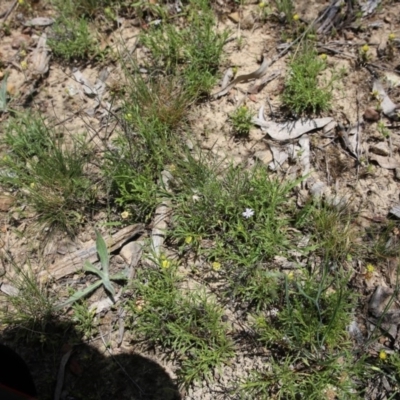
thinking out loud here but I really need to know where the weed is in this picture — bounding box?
[377,121,390,138]
[296,199,358,261]
[55,231,127,310]
[71,301,98,339]
[274,0,294,23]
[127,261,234,385]
[229,105,253,137]
[0,112,97,235]
[241,265,358,398]
[140,0,228,96]
[282,42,335,115]
[48,16,97,61]
[0,263,55,336]
[170,162,301,308]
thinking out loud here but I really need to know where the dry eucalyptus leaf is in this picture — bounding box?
[269,145,289,171]
[370,154,400,169]
[30,32,50,75]
[389,204,400,219]
[253,112,333,141]
[373,80,398,118]
[24,17,54,26]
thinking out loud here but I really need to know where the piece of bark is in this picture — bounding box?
[39,224,144,281]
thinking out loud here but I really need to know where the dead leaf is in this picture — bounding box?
[24,17,54,26]
[30,32,50,75]
[373,80,398,118]
[370,154,400,169]
[0,194,15,211]
[253,110,333,141]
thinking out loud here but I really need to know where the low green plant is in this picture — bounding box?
[127,261,234,385]
[71,301,98,339]
[48,16,97,61]
[241,265,359,399]
[140,0,228,96]
[55,231,127,310]
[296,199,358,261]
[229,105,253,137]
[170,162,302,308]
[0,263,55,336]
[0,112,97,235]
[282,42,335,115]
[274,0,294,22]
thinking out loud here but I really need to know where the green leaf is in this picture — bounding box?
[95,230,109,276]
[110,273,128,281]
[102,277,115,297]
[54,280,103,310]
[83,261,103,279]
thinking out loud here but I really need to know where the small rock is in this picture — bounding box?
[344,30,355,40]
[254,150,273,165]
[0,195,15,212]
[120,241,143,266]
[395,168,400,180]
[228,12,240,23]
[363,107,380,122]
[369,142,390,156]
[384,16,391,23]
[241,12,255,30]
[11,34,30,49]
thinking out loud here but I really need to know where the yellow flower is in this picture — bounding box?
[389,33,396,41]
[319,53,327,61]
[366,264,375,273]
[161,259,171,269]
[185,236,193,244]
[18,0,25,4]
[212,262,221,271]
[361,44,369,53]
[121,211,130,219]
[124,113,133,121]
[287,271,294,281]
[292,14,300,21]
[258,2,265,8]
[20,60,28,70]
[232,66,238,76]
[379,350,387,360]
[30,182,35,188]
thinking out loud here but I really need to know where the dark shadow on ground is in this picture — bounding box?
[0,318,181,400]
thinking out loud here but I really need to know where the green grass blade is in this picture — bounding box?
[54,280,103,310]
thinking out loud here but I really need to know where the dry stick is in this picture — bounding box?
[53,349,72,400]
[1,0,17,21]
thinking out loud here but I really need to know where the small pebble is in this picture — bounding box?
[363,107,380,122]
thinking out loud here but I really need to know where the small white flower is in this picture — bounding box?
[269,308,279,317]
[242,208,254,219]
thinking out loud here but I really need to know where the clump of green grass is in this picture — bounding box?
[0,112,97,235]
[241,264,359,398]
[169,161,302,309]
[0,263,56,336]
[48,16,97,61]
[282,42,335,115]
[126,261,234,385]
[140,0,228,96]
[230,105,253,137]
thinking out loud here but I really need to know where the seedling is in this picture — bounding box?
[230,105,253,137]
[55,231,127,310]
[282,42,335,115]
